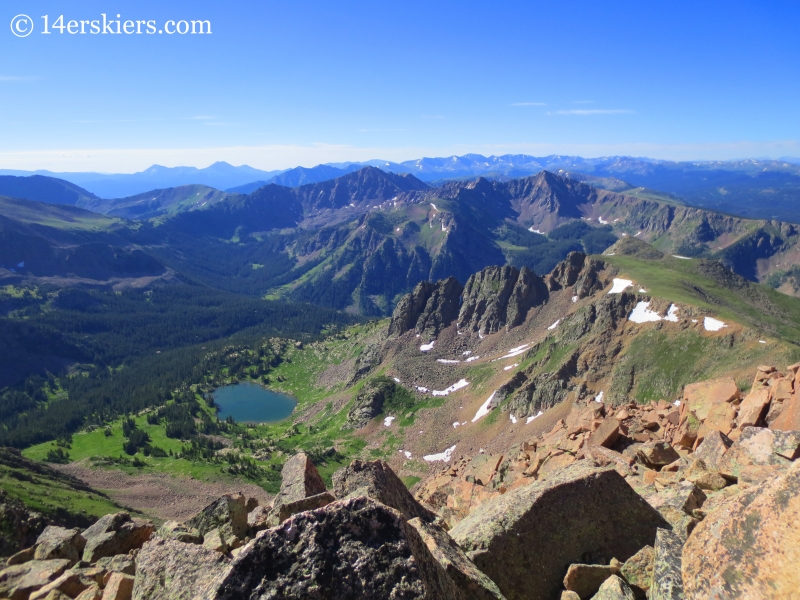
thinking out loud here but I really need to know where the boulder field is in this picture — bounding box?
[2,362,799,599]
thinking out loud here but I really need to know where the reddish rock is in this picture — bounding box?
[717,427,796,479]
[736,388,770,428]
[770,393,800,431]
[681,377,739,421]
[563,563,616,599]
[682,461,800,598]
[769,377,793,402]
[637,442,680,469]
[692,430,732,472]
[463,454,504,486]
[694,402,736,446]
[587,418,621,449]
[101,573,133,600]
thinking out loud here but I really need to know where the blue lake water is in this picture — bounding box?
[213,381,297,424]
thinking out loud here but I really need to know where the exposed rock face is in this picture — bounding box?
[0,559,71,600]
[388,277,463,338]
[717,426,798,479]
[618,546,653,599]
[0,490,49,560]
[81,513,153,563]
[333,459,437,523]
[344,376,399,430]
[457,266,548,335]
[546,252,586,291]
[682,460,800,598]
[132,538,230,600]
[32,526,85,564]
[406,518,506,600]
[154,521,202,545]
[275,491,336,523]
[187,494,248,542]
[449,463,669,600]
[590,575,635,600]
[649,529,684,600]
[206,496,462,600]
[271,453,328,512]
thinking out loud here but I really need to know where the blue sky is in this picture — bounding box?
[1,0,798,172]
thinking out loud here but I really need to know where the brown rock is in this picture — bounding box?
[6,546,36,567]
[33,527,86,565]
[736,388,770,428]
[463,454,504,486]
[132,538,230,600]
[28,572,94,600]
[683,460,728,491]
[271,452,327,508]
[587,419,621,449]
[718,427,795,479]
[246,505,270,534]
[75,585,102,600]
[562,592,581,600]
[671,412,702,449]
[770,393,800,431]
[450,463,669,600]
[695,402,736,444]
[81,514,153,563]
[691,430,732,472]
[563,564,615,599]
[770,377,793,402]
[637,442,680,469]
[406,517,505,600]
[682,460,800,598]
[154,521,202,545]
[619,545,653,599]
[681,377,739,421]
[591,574,636,600]
[333,459,437,522]
[101,573,133,600]
[0,559,71,600]
[276,491,336,523]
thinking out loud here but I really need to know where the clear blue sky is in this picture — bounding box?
[1,0,799,172]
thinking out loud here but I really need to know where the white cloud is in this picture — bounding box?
[549,109,634,115]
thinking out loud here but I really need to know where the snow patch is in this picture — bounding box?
[424,444,457,463]
[399,450,412,459]
[572,295,578,303]
[504,363,518,371]
[638,288,647,293]
[472,391,496,422]
[664,304,680,322]
[415,386,429,393]
[673,400,681,407]
[528,227,544,234]
[629,301,662,324]
[462,350,472,356]
[432,379,469,397]
[547,319,560,330]
[420,341,435,352]
[452,422,461,428]
[495,344,530,360]
[672,255,692,260]
[510,414,517,424]
[704,317,727,332]
[595,391,604,403]
[430,203,438,211]
[759,340,767,344]
[393,377,401,383]
[526,411,544,424]
[384,416,395,427]
[465,356,480,362]
[437,359,460,364]
[598,216,609,224]
[608,278,633,294]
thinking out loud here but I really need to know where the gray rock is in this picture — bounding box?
[333,459,437,523]
[637,442,680,469]
[155,521,202,545]
[246,506,270,535]
[449,463,669,600]
[458,266,548,335]
[205,496,462,599]
[563,564,616,599]
[0,559,71,600]
[649,529,684,600]
[94,554,135,576]
[691,430,732,472]
[388,277,463,338]
[81,513,153,563]
[590,575,635,600]
[271,453,327,512]
[276,491,336,523]
[546,252,586,291]
[344,377,399,430]
[619,546,653,599]
[133,538,230,600]
[187,494,248,541]
[407,517,505,600]
[33,527,86,565]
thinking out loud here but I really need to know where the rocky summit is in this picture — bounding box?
[1,360,798,598]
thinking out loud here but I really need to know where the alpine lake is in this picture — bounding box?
[212,381,297,424]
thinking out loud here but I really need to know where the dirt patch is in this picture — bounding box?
[55,462,272,523]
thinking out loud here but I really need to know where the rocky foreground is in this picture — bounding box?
[2,363,799,599]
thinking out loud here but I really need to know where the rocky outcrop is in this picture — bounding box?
[333,459,437,523]
[457,266,548,335]
[0,490,49,560]
[388,277,463,338]
[81,513,153,563]
[270,452,327,513]
[682,460,800,598]
[154,521,202,545]
[132,538,230,600]
[344,376,399,430]
[591,575,636,600]
[32,526,85,565]
[206,496,462,600]
[449,463,669,600]
[0,559,71,600]
[545,251,586,291]
[186,494,248,542]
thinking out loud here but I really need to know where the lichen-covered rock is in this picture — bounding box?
[649,529,683,600]
[636,442,680,469]
[717,426,795,479]
[102,572,134,600]
[333,459,437,523]
[32,526,86,565]
[691,431,732,472]
[154,521,202,545]
[682,460,800,598]
[271,453,327,511]
[406,517,505,600]
[205,496,462,600]
[344,377,400,430]
[28,571,96,600]
[457,266,547,335]
[275,491,336,523]
[0,559,71,600]
[619,546,653,599]
[132,538,230,600]
[81,514,153,564]
[563,564,616,599]
[590,575,635,600]
[681,377,739,421]
[246,506,270,535]
[187,494,248,541]
[449,463,669,600]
